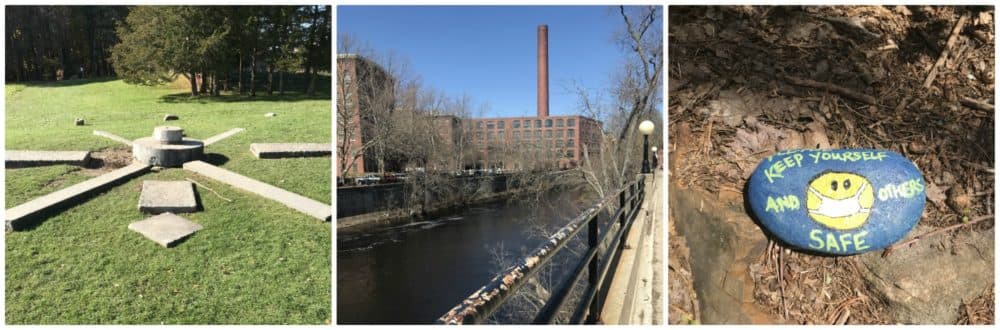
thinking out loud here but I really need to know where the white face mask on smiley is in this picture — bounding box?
[808,181,870,218]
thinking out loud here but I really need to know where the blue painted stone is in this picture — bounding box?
[747,149,926,255]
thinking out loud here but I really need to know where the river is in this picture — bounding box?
[336,190,594,324]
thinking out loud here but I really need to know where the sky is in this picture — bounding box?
[337,6,637,118]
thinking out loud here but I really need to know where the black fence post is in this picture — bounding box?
[586,213,600,323]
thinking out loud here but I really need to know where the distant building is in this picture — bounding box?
[336,24,601,175]
[336,53,392,176]
[464,115,602,170]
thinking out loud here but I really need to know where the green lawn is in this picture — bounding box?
[5,78,331,324]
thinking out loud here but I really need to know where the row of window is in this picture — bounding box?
[475,137,576,147]
[476,129,576,138]
[476,118,577,130]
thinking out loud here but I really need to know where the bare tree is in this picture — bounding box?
[576,5,663,198]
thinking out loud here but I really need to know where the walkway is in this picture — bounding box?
[601,169,663,324]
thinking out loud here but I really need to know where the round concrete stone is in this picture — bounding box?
[132,137,204,167]
[746,149,926,255]
[153,126,184,143]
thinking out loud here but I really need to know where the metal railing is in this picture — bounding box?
[436,175,647,324]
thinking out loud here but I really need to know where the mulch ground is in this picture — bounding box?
[668,5,994,324]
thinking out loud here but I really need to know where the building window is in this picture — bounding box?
[566,150,574,158]
[545,119,553,127]
[535,131,541,139]
[486,121,495,129]
[567,119,575,127]
[524,120,531,128]
[513,131,520,140]
[568,139,575,147]
[477,122,484,129]
[545,130,552,138]
[556,130,564,138]
[567,129,575,137]
[487,131,494,141]
[556,139,563,148]
[556,119,564,127]
[498,121,505,129]
[535,119,542,128]
[512,120,520,129]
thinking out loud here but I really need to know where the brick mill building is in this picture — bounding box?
[336,53,392,176]
[336,24,602,175]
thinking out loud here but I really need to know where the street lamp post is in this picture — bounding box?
[639,120,655,174]
[651,146,658,171]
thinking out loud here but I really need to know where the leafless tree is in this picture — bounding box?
[576,5,663,199]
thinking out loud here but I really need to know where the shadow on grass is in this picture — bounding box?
[158,91,330,104]
[203,153,231,166]
[10,76,118,88]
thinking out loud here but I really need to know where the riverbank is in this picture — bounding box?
[336,171,583,236]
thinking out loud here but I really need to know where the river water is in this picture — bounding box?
[336,191,593,324]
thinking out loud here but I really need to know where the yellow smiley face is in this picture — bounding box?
[805,172,875,230]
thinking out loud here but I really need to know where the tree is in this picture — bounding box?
[111,6,229,96]
[576,5,664,199]
[5,6,127,82]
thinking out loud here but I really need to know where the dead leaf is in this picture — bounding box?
[925,181,948,210]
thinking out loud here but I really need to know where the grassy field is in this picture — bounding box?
[4,78,331,324]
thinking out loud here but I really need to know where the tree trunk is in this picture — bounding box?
[267,64,274,95]
[188,71,198,96]
[279,71,284,95]
[250,51,257,97]
[306,64,317,96]
[238,51,243,95]
[199,71,208,94]
[213,73,220,96]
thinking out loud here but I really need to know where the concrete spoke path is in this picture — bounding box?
[202,128,244,146]
[183,160,331,221]
[6,163,151,230]
[93,130,134,146]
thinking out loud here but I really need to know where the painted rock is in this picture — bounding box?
[747,149,926,255]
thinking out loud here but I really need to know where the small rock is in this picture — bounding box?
[747,149,926,255]
[265,112,276,117]
[947,186,972,214]
[163,114,179,121]
[75,118,85,126]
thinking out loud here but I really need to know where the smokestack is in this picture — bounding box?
[537,24,549,118]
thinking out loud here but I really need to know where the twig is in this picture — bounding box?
[923,14,968,89]
[882,214,993,257]
[785,76,877,105]
[959,96,995,112]
[186,178,233,202]
[778,246,789,320]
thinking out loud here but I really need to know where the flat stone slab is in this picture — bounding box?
[203,128,245,146]
[128,212,203,247]
[93,130,133,146]
[6,163,151,230]
[139,181,197,214]
[250,143,331,159]
[183,160,331,221]
[5,150,91,168]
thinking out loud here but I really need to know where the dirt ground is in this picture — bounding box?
[668,6,994,324]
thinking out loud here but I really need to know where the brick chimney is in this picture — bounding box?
[537,24,549,118]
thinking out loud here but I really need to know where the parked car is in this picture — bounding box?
[355,174,381,185]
